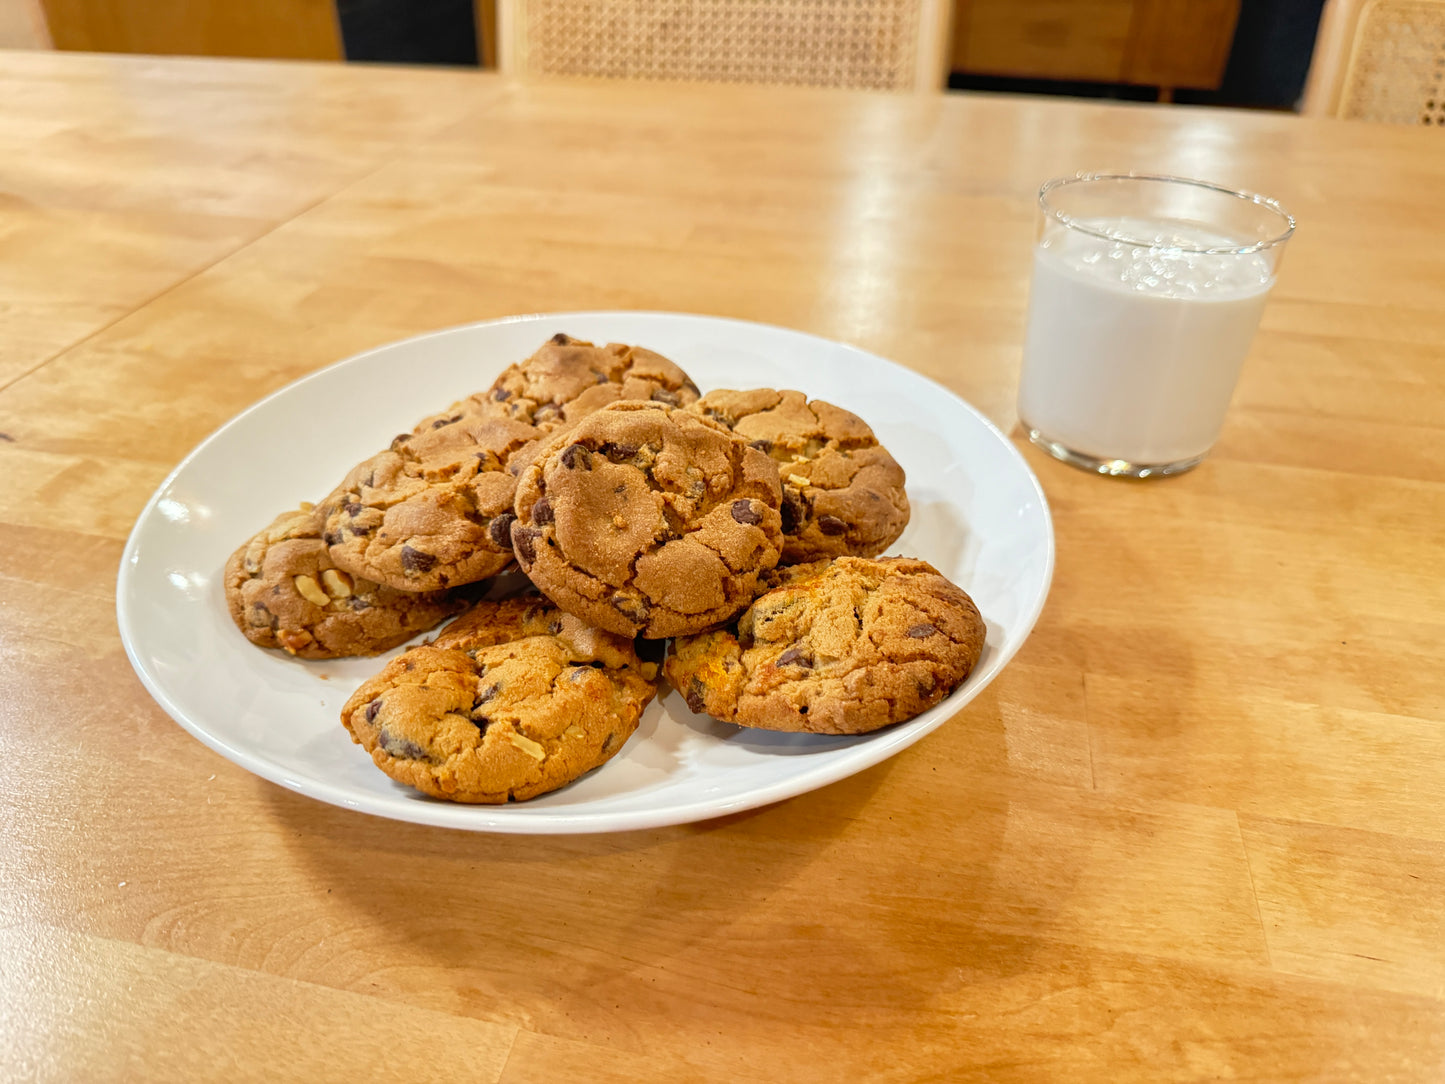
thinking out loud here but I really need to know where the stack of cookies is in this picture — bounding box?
[225,334,986,805]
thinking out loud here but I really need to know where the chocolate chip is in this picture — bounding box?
[322,530,343,547]
[907,623,938,639]
[531,497,553,524]
[570,667,591,682]
[601,441,638,461]
[470,714,493,733]
[432,414,461,429]
[390,433,411,449]
[513,526,540,566]
[378,729,426,760]
[477,682,502,705]
[350,524,372,537]
[749,439,773,453]
[780,497,804,535]
[651,388,680,406]
[776,647,813,669]
[550,332,571,345]
[344,502,363,517]
[365,699,383,723]
[488,512,517,548]
[611,594,649,626]
[493,387,512,401]
[684,676,707,714]
[400,546,436,573]
[731,500,761,526]
[559,443,592,470]
[534,401,562,422]
[601,733,616,752]
[818,515,847,536]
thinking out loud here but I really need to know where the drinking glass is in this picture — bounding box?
[1017,173,1295,478]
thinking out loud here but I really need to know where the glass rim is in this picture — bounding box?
[1037,172,1296,255]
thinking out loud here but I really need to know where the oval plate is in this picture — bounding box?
[117,313,1053,833]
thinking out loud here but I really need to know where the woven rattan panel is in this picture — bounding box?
[520,0,924,90]
[1340,0,1445,124]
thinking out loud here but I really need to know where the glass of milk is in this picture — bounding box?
[1018,173,1294,478]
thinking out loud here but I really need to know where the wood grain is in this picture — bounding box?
[0,927,517,1081]
[1,51,1444,1081]
[0,51,501,387]
[1124,0,1241,90]
[958,0,1136,82]
[951,0,1243,91]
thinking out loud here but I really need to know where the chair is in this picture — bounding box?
[495,0,953,91]
[1302,0,1445,122]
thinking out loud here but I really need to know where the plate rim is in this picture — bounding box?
[116,310,1055,834]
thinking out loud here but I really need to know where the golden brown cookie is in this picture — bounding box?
[340,597,659,803]
[224,506,471,659]
[318,410,541,592]
[664,556,985,734]
[691,389,909,563]
[485,332,701,428]
[511,400,785,639]
[319,334,700,593]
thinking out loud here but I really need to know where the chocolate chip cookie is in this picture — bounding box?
[318,410,543,592]
[340,597,659,803]
[664,556,985,734]
[485,332,701,429]
[225,505,471,659]
[511,401,785,639]
[319,335,700,593]
[690,389,910,563]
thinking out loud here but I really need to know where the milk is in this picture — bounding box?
[1018,216,1274,469]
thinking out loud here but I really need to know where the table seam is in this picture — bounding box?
[0,155,407,401]
[1238,812,1276,970]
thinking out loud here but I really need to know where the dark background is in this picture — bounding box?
[336,0,478,67]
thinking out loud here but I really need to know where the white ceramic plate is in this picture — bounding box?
[118,313,1053,833]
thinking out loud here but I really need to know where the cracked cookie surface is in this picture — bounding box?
[318,409,541,592]
[664,556,985,734]
[318,334,699,592]
[690,388,909,563]
[224,506,470,659]
[340,597,659,803]
[511,400,784,639]
[483,332,701,430]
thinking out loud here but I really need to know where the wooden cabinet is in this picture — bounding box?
[951,0,1242,90]
[38,0,340,60]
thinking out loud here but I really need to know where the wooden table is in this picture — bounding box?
[2,50,1442,1082]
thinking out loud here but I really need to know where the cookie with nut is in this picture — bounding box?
[224,505,474,659]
